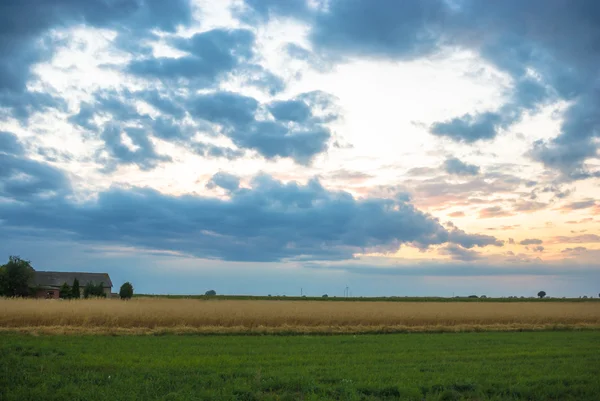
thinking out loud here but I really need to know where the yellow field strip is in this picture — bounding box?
[1,298,599,335]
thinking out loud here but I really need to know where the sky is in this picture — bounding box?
[0,0,599,297]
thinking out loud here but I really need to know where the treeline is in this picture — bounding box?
[59,279,106,299]
[135,294,600,302]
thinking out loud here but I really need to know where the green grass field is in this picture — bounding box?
[1,332,599,400]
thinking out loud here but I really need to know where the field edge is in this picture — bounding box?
[2,323,600,336]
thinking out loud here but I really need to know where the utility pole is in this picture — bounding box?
[301,288,303,296]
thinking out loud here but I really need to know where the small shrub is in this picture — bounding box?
[119,282,134,300]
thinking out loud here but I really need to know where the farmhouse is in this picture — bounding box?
[31,271,113,299]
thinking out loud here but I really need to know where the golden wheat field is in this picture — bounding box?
[1,298,599,335]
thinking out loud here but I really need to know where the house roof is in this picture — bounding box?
[32,271,113,288]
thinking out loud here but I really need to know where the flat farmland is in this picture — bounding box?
[1,331,599,401]
[1,298,599,334]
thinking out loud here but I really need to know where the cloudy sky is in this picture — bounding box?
[1,0,599,297]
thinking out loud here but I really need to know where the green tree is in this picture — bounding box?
[83,282,106,299]
[538,291,546,299]
[119,282,134,300]
[205,290,216,296]
[59,282,72,299]
[0,256,35,297]
[71,278,80,299]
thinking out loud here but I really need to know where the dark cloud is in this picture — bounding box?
[67,87,337,168]
[0,131,24,155]
[447,1,600,176]
[446,228,503,249]
[519,239,543,246]
[98,125,172,172]
[241,0,600,179]
[438,244,480,261]
[0,0,193,116]
[127,29,253,85]
[532,245,545,253]
[554,234,600,244]
[268,99,312,123]
[189,143,245,160]
[431,112,507,143]
[123,28,285,95]
[442,157,480,176]
[235,0,313,24]
[310,0,448,61]
[206,172,240,192]
[284,43,331,71]
[0,90,67,120]
[186,91,337,165]
[562,247,587,254]
[0,153,502,261]
[559,199,597,211]
[0,132,71,200]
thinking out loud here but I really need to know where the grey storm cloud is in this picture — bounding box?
[99,125,172,172]
[206,172,241,192]
[0,0,193,115]
[554,234,600,244]
[241,0,600,179]
[125,28,285,94]
[438,244,481,262]
[519,239,543,246]
[442,157,480,176]
[559,199,597,211]
[0,132,71,201]
[0,147,503,262]
[0,131,25,155]
[186,91,337,165]
[67,88,338,168]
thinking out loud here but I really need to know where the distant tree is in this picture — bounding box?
[205,290,216,296]
[59,282,72,299]
[0,256,35,297]
[83,282,106,298]
[538,291,546,299]
[71,278,80,299]
[480,295,487,299]
[468,295,478,298]
[582,295,588,299]
[119,282,134,300]
[322,294,328,298]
